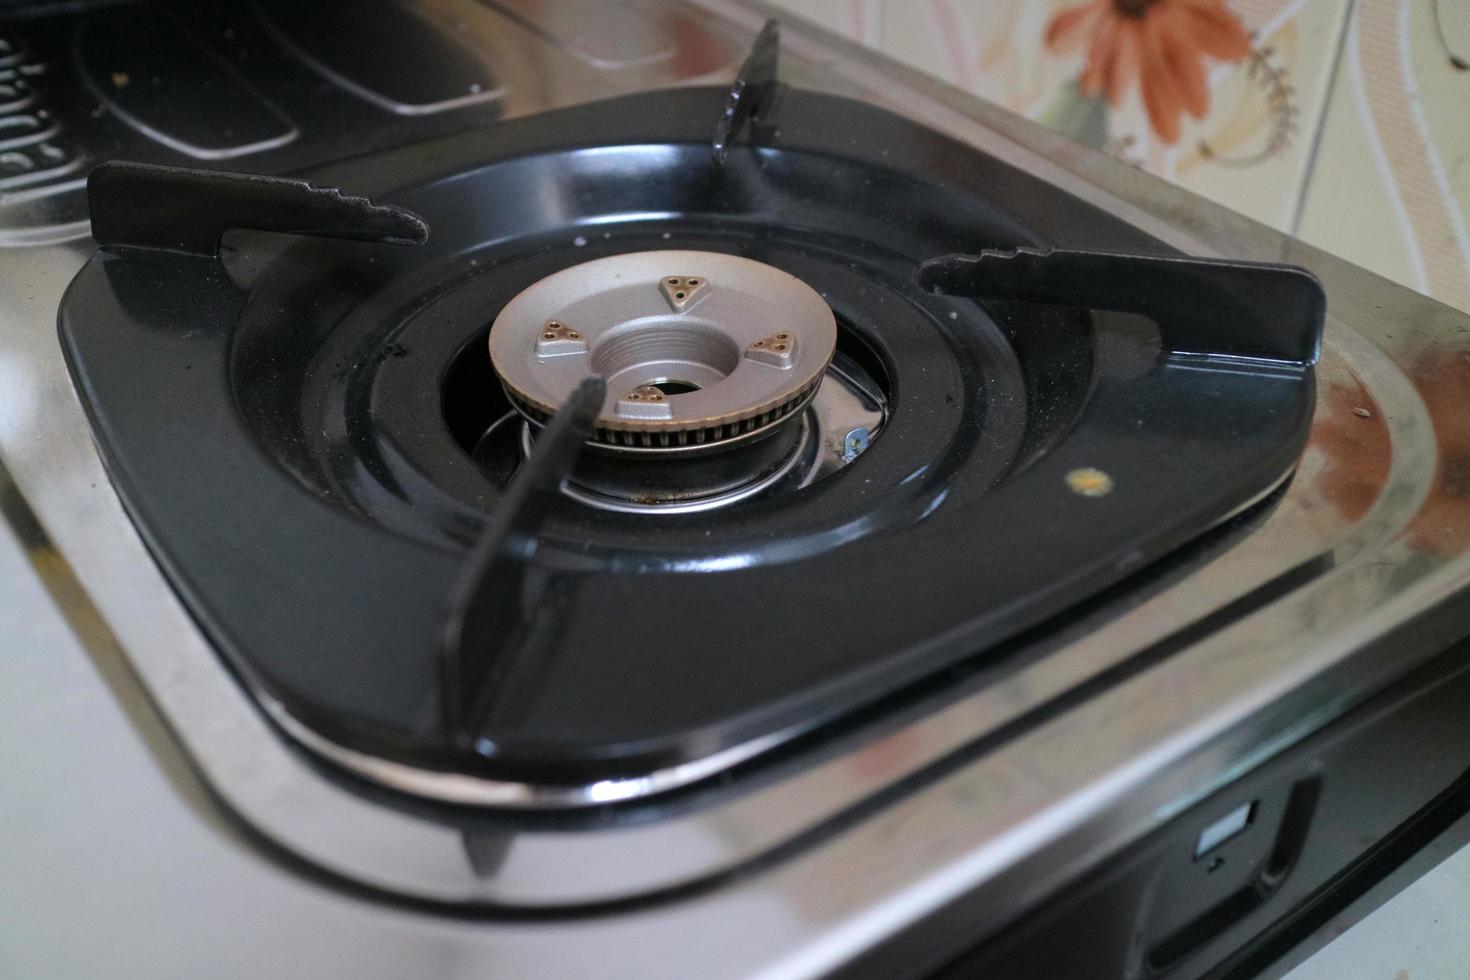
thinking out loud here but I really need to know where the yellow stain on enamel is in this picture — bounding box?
[1066,467,1114,498]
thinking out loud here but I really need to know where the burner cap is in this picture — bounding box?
[489,250,837,452]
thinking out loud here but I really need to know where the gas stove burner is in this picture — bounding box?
[59,84,1324,814]
[483,248,886,513]
[489,250,837,452]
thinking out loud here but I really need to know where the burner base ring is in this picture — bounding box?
[540,413,814,515]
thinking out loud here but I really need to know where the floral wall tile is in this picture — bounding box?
[1298,0,1470,311]
[765,1,1352,230]
[768,0,1470,313]
[1157,0,1351,230]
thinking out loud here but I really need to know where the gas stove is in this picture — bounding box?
[6,3,1470,978]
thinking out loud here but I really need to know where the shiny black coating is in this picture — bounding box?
[443,376,604,744]
[88,161,430,257]
[712,18,780,165]
[58,86,1321,791]
[918,247,1323,365]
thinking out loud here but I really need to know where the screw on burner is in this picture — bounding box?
[659,275,709,312]
[534,319,588,358]
[746,331,796,368]
[616,385,674,419]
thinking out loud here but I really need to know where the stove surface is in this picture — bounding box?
[58,81,1321,803]
[4,1,1470,977]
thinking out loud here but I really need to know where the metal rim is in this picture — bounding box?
[528,413,815,515]
[265,696,796,809]
[504,377,824,452]
[489,250,837,452]
[516,381,824,458]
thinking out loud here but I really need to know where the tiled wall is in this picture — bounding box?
[768,0,1470,313]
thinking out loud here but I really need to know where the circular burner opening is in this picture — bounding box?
[460,342,891,516]
[647,379,702,395]
[590,323,740,395]
[440,247,904,516]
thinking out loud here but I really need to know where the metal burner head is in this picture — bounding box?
[489,250,837,453]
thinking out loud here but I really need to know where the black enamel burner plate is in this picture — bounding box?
[59,87,1322,789]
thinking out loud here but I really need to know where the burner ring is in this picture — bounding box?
[519,413,815,515]
[489,250,837,452]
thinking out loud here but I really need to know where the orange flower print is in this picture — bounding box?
[1045,0,1252,144]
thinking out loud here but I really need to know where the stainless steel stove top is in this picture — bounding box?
[4,2,1470,977]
